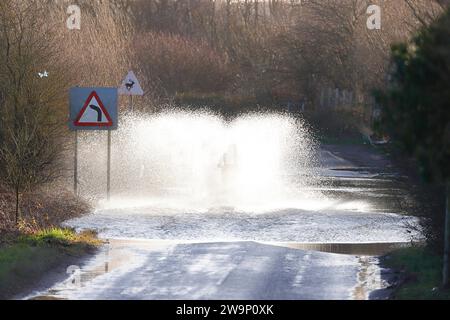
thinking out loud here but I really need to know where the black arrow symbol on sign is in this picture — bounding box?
[89,105,102,122]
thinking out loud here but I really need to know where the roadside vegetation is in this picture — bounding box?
[0,2,99,299]
[376,5,450,295]
[384,247,450,300]
[0,228,99,299]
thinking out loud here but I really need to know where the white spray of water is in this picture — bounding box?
[77,110,323,213]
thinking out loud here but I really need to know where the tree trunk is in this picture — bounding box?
[443,184,450,288]
[15,186,20,225]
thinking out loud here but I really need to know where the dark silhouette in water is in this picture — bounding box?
[218,144,238,187]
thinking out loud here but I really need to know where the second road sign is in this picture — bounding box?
[118,71,144,96]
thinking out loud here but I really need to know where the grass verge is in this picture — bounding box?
[0,228,100,299]
[383,247,450,300]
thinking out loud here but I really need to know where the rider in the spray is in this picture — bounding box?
[218,144,238,193]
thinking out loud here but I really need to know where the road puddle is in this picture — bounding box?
[269,242,411,256]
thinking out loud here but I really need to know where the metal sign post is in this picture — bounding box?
[69,87,118,201]
[74,130,78,196]
[107,130,112,201]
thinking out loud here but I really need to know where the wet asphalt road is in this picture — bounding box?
[27,240,386,300]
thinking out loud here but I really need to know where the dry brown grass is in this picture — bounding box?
[0,186,90,236]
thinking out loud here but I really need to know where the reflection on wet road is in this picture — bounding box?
[28,240,392,300]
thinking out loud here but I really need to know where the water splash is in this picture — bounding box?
[76,110,322,212]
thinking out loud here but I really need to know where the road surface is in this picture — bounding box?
[27,240,388,300]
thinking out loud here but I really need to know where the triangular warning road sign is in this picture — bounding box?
[74,91,113,127]
[118,71,144,96]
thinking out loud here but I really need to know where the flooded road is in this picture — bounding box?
[65,146,420,243]
[26,144,420,300]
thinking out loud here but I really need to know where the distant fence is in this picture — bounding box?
[281,87,379,118]
[317,87,382,127]
[319,87,355,110]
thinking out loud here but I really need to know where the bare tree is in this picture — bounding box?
[404,0,446,26]
[0,1,69,223]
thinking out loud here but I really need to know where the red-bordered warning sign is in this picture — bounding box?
[74,91,113,127]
